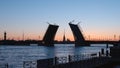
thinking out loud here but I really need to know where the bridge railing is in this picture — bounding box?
[54,53,98,65]
[23,61,37,68]
[24,53,110,68]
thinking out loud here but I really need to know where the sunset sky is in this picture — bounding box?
[0,0,120,41]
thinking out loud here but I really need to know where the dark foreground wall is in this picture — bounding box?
[37,58,54,68]
[96,61,120,68]
[53,57,110,68]
[37,57,110,68]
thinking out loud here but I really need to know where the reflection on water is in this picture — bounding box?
[0,44,109,68]
[54,44,75,57]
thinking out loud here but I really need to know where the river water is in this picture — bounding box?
[0,44,112,68]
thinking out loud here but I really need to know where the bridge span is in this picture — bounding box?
[85,40,119,45]
[68,22,119,46]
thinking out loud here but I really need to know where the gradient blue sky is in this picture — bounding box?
[0,0,120,40]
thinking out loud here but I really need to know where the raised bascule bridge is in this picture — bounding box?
[41,22,119,46]
[69,22,89,46]
[69,22,119,46]
[42,23,59,46]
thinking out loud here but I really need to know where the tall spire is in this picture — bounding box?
[63,29,66,42]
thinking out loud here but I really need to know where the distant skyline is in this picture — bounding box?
[0,0,120,41]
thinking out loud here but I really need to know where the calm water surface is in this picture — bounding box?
[0,44,111,68]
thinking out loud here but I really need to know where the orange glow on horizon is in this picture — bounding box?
[0,30,120,41]
[0,34,120,41]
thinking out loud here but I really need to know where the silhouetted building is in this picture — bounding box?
[4,31,7,41]
[42,24,59,46]
[69,23,89,46]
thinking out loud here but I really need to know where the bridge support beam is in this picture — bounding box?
[69,23,89,46]
[42,24,59,46]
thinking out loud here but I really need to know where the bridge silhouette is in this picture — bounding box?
[42,22,119,46]
[42,24,59,46]
[0,22,118,46]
